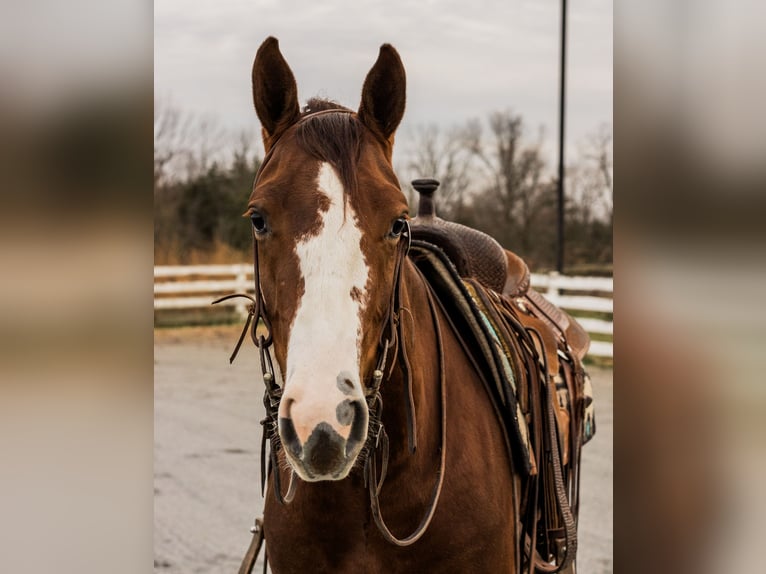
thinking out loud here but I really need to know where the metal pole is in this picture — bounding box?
[556,0,568,273]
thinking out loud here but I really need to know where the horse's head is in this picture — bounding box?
[248,37,408,481]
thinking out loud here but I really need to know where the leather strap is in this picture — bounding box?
[366,268,447,546]
[526,328,577,574]
[238,518,265,574]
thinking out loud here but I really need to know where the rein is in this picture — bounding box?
[366,266,447,546]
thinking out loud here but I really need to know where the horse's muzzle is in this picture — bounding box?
[278,398,367,480]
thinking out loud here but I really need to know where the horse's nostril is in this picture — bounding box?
[281,397,295,418]
[336,399,356,426]
[336,372,355,395]
[345,399,368,457]
[278,416,302,458]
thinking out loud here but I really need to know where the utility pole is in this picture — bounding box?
[556,0,568,273]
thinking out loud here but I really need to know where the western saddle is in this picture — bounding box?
[410,179,590,362]
[409,179,595,574]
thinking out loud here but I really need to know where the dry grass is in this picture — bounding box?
[154,239,249,265]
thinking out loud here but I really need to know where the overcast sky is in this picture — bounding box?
[155,0,612,171]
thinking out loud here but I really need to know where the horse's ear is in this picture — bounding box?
[252,37,300,151]
[358,44,406,147]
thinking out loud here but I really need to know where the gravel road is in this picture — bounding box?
[154,327,612,573]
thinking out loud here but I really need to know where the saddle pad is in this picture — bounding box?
[409,240,534,474]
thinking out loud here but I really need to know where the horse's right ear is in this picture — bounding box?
[252,37,300,151]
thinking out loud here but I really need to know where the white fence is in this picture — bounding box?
[155,265,613,358]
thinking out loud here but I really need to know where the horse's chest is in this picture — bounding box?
[264,505,515,574]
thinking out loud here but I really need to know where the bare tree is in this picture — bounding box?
[470,111,551,256]
[562,124,614,266]
[183,115,227,178]
[154,100,229,184]
[397,111,611,269]
[569,123,613,225]
[154,100,193,185]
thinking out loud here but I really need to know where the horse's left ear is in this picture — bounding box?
[358,44,406,148]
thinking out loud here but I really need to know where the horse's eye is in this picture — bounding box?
[250,212,268,234]
[389,217,407,238]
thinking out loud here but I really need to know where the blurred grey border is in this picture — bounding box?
[1,0,764,572]
[615,1,766,573]
[0,0,153,572]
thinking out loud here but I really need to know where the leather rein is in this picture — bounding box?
[215,110,448,572]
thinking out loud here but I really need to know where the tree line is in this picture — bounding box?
[155,104,612,273]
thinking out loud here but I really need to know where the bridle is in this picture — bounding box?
[214,111,448,570]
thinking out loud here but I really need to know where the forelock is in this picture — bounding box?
[294,107,361,195]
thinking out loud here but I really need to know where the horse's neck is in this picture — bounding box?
[378,260,443,470]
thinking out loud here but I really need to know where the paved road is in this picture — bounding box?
[154,327,612,573]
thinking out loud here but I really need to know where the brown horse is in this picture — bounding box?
[234,36,589,574]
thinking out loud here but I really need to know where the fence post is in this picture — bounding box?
[547,271,560,303]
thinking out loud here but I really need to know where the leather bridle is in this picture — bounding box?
[216,110,449,573]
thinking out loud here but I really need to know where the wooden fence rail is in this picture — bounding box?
[155,266,613,358]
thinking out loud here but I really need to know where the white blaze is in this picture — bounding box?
[280,162,369,443]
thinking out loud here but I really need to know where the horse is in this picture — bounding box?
[227,36,593,574]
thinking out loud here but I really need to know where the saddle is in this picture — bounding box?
[409,179,595,574]
[410,179,590,362]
